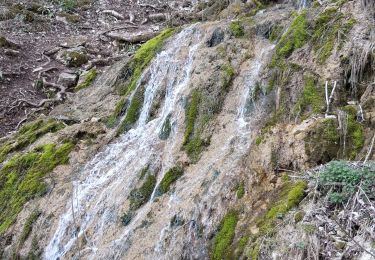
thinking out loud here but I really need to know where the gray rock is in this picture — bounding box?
[57,72,78,88]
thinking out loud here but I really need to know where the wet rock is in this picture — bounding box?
[206,28,225,47]
[57,72,78,88]
[0,36,19,49]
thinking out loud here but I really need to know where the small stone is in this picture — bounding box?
[57,72,78,88]
[91,117,100,123]
[59,36,88,48]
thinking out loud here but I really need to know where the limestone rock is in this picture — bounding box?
[57,72,78,88]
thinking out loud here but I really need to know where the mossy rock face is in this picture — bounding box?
[305,118,340,164]
[0,142,74,233]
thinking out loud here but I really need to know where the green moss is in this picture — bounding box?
[312,8,355,64]
[118,28,175,95]
[0,119,65,163]
[183,90,201,145]
[19,210,41,245]
[236,181,245,199]
[293,75,324,116]
[75,68,97,91]
[0,142,74,233]
[271,12,309,66]
[269,25,283,42]
[185,137,207,163]
[341,106,364,159]
[105,97,127,128]
[117,86,145,135]
[229,21,244,38]
[156,166,184,196]
[65,51,88,67]
[211,210,239,260]
[129,174,156,210]
[257,181,307,234]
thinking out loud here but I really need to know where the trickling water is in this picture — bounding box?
[45,22,275,260]
[45,24,202,260]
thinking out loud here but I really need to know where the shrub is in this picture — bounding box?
[319,161,374,204]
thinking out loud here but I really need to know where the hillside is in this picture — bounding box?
[0,0,374,259]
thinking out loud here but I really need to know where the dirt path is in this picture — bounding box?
[0,0,201,137]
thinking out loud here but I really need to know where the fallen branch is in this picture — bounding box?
[325,81,337,117]
[102,10,125,20]
[364,132,375,164]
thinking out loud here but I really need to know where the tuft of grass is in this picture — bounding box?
[0,119,65,163]
[236,181,245,199]
[118,28,175,96]
[75,67,97,91]
[229,21,244,38]
[211,210,239,260]
[0,142,74,233]
[19,210,41,246]
[156,166,184,196]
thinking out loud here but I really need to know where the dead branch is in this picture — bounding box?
[364,132,375,164]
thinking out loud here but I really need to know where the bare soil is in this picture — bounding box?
[0,0,200,137]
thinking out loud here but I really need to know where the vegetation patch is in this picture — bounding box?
[129,174,156,210]
[117,86,145,135]
[211,210,239,260]
[156,166,184,196]
[229,21,244,38]
[75,67,97,91]
[271,12,309,67]
[340,106,364,159]
[236,181,245,199]
[318,161,374,205]
[19,210,41,246]
[293,75,324,117]
[118,28,175,96]
[312,8,355,64]
[0,119,65,163]
[159,114,172,140]
[0,141,74,233]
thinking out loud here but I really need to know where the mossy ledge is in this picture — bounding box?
[0,141,74,233]
[0,119,65,163]
[107,28,175,129]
